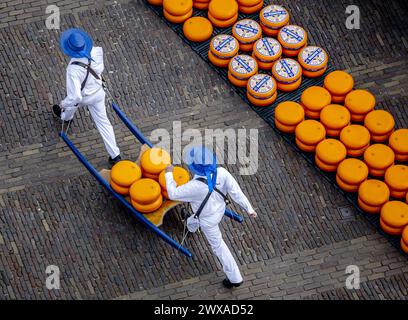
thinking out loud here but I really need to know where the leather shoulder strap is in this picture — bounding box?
[70,60,100,91]
[195,177,229,204]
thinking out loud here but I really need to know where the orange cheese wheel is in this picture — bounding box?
[326,128,341,138]
[210,34,239,59]
[239,42,255,52]
[253,37,282,63]
[371,131,394,143]
[324,71,354,96]
[238,0,263,14]
[389,129,408,155]
[304,108,321,119]
[247,91,277,107]
[232,19,262,45]
[278,25,307,50]
[247,74,276,99]
[163,0,193,15]
[380,218,404,236]
[260,5,289,29]
[390,189,407,199]
[229,54,258,79]
[302,67,327,78]
[238,0,261,6]
[148,0,163,5]
[364,144,395,170]
[131,196,163,214]
[345,90,376,115]
[275,101,304,126]
[298,46,328,72]
[193,1,209,10]
[276,77,302,92]
[364,110,395,136]
[129,178,162,205]
[254,58,274,70]
[396,153,408,162]
[163,8,193,23]
[350,113,366,123]
[142,170,160,180]
[275,119,297,133]
[320,104,350,130]
[380,201,408,228]
[300,86,331,112]
[296,138,316,152]
[208,50,230,68]
[337,158,368,186]
[336,174,359,193]
[158,166,190,190]
[183,17,213,42]
[282,46,305,57]
[111,160,142,187]
[331,94,346,104]
[384,165,408,191]
[272,58,302,83]
[141,148,171,175]
[369,168,386,177]
[402,226,408,245]
[208,11,238,28]
[110,179,130,196]
[358,197,382,214]
[260,23,280,37]
[315,155,338,172]
[358,179,390,207]
[208,0,238,20]
[347,145,369,157]
[228,71,248,87]
[316,139,347,165]
[295,120,326,146]
[340,125,370,150]
[400,237,408,254]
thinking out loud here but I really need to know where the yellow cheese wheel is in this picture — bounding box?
[232,19,262,44]
[142,170,160,180]
[229,54,258,79]
[380,218,404,236]
[260,5,289,29]
[364,144,395,170]
[208,50,231,68]
[141,148,171,175]
[131,196,163,214]
[278,25,307,50]
[324,71,354,96]
[296,138,316,152]
[110,179,130,196]
[210,34,239,59]
[158,166,190,190]
[183,17,213,42]
[401,237,408,254]
[320,104,350,130]
[247,91,277,107]
[389,129,408,155]
[402,225,408,245]
[253,37,282,63]
[275,119,297,133]
[247,74,276,99]
[340,125,370,150]
[358,179,390,207]
[275,101,304,126]
[300,86,331,112]
[272,58,302,83]
[163,8,193,24]
[163,0,193,16]
[129,178,162,205]
[238,0,263,14]
[345,90,376,115]
[316,139,347,165]
[228,71,248,87]
[337,158,368,186]
[358,197,382,214]
[336,174,359,193]
[298,46,328,72]
[208,0,238,20]
[315,155,338,172]
[276,77,302,92]
[208,11,238,28]
[380,201,408,228]
[384,165,408,191]
[295,120,326,146]
[111,160,142,187]
[364,110,395,136]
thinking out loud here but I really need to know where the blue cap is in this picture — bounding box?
[185,146,218,192]
[60,28,93,60]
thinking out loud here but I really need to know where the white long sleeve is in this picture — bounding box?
[223,169,254,214]
[61,67,82,110]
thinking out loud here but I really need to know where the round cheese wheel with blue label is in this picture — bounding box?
[247,74,277,99]
[210,34,239,59]
[272,58,301,84]
[254,37,282,63]
[298,46,328,71]
[278,25,307,50]
[229,54,258,80]
[232,19,262,45]
[260,5,289,29]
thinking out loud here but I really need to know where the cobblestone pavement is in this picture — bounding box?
[0,0,407,300]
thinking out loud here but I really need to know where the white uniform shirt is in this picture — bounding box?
[61,47,104,110]
[165,167,254,227]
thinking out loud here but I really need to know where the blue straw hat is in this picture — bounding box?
[185,146,218,192]
[60,28,93,60]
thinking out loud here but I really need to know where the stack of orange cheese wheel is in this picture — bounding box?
[364,110,395,143]
[295,120,326,152]
[320,104,351,137]
[193,0,210,10]
[148,0,163,5]
[278,25,307,57]
[228,54,258,87]
[380,201,408,235]
[340,124,370,157]
[208,34,239,68]
[298,46,329,78]
[336,158,369,192]
[388,129,408,162]
[183,17,213,42]
[401,226,408,254]
[232,19,262,52]
[259,5,289,37]
[159,166,190,199]
[252,37,282,70]
[130,178,163,213]
[358,179,390,214]
[208,0,238,28]
[344,89,376,122]
[272,58,302,92]
[274,101,304,133]
[363,144,395,177]
[238,0,263,14]
[300,86,331,119]
[323,71,354,104]
[110,160,142,196]
[163,0,193,24]
[140,147,172,180]
[246,74,277,107]
[384,165,408,199]
[315,139,347,172]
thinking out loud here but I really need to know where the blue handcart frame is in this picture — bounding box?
[60,102,244,258]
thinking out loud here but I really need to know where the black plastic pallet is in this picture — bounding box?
[146,2,404,251]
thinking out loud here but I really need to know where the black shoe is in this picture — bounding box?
[222,278,243,289]
[53,104,73,125]
[109,155,122,165]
